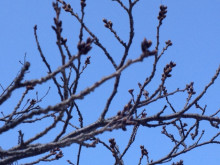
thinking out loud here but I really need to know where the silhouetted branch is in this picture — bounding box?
[1,1,220,165]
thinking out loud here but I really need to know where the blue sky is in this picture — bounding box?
[0,0,220,164]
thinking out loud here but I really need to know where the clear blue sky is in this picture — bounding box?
[0,0,220,164]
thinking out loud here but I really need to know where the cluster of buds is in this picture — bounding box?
[60,38,67,45]
[161,61,176,81]
[109,138,116,149]
[141,38,152,52]
[165,40,172,46]
[123,101,132,113]
[30,99,36,106]
[81,0,86,8]
[50,148,63,159]
[143,90,149,99]
[52,2,61,15]
[138,82,149,99]
[141,38,157,55]
[55,151,63,159]
[158,5,167,21]
[109,138,119,157]
[77,37,93,55]
[103,18,113,29]
[61,2,72,12]
[51,5,63,41]
[186,82,196,95]
[52,17,62,34]
[140,145,148,156]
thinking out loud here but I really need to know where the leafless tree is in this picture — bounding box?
[0,0,220,165]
